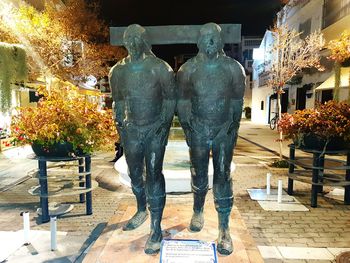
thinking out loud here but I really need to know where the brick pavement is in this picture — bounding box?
[0,121,349,262]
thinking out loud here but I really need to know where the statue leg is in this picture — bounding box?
[143,134,167,254]
[122,137,148,231]
[189,134,210,232]
[212,132,235,255]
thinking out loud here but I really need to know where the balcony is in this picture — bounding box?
[323,0,350,29]
[322,0,350,43]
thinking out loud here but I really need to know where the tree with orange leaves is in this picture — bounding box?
[328,30,350,102]
[0,0,126,83]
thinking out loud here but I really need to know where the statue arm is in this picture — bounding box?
[159,63,176,128]
[228,62,246,134]
[109,66,125,128]
[177,65,193,137]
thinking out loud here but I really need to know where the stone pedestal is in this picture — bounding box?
[84,204,263,263]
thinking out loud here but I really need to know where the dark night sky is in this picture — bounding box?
[99,0,283,65]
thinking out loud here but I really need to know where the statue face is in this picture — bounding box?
[123,33,144,59]
[198,23,223,59]
[200,33,221,57]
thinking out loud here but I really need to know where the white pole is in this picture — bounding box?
[278,180,283,203]
[50,216,57,251]
[266,173,272,195]
[21,211,30,245]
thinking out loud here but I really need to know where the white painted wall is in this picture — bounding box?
[251,85,272,124]
[251,31,274,124]
[278,0,323,32]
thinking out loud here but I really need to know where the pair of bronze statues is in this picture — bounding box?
[109,23,245,256]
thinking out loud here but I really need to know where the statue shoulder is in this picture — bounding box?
[227,58,246,78]
[109,59,126,75]
[178,57,196,74]
[155,57,174,73]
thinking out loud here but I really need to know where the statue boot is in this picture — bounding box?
[217,211,233,255]
[144,196,165,254]
[189,192,206,232]
[123,187,148,231]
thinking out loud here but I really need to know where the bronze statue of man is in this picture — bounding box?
[177,22,246,255]
[109,24,176,254]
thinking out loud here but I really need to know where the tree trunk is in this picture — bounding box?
[348,69,350,104]
[277,87,283,160]
[334,62,341,102]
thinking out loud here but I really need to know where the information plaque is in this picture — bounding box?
[160,239,218,263]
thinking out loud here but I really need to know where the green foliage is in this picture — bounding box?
[271,159,289,168]
[0,42,27,112]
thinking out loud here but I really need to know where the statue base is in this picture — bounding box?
[83,203,263,263]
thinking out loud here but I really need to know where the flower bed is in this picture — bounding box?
[11,84,118,156]
[278,101,350,150]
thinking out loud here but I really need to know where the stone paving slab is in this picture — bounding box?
[257,199,309,212]
[0,231,24,262]
[0,146,36,191]
[6,230,86,263]
[278,247,334,260]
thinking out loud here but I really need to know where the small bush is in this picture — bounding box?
[271,159,289,168]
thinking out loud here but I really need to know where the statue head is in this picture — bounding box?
[123,24,151,59]
[197,23,224,59]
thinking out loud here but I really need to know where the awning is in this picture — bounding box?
[315,67,350,91]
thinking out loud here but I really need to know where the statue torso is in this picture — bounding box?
[189,57,234,126]
[113,57,164,126]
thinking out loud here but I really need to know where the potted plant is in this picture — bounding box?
[10,84,117,157]
[278,100,350,151]
[244,106,251,119]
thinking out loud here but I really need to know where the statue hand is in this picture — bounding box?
[156,122,169,135]
[181,122,193,133]
[180,122,193,146]
[116,121,124,128]
[116,125,126,147]
[227,122,237,135]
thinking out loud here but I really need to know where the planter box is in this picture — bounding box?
[295,133,350,151]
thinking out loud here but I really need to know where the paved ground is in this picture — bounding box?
[0,145,37,192]
[0,120,349,262]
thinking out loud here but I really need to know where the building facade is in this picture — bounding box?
[251,0,350,124]
[251,31,275,124]
[241,36,263,113]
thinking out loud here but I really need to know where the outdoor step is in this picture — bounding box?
[83,204,263,263]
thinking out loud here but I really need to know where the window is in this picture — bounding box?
[247,60,253,68]
[243,49,253,60]
[244,40,262,47]
[299,19,311,39]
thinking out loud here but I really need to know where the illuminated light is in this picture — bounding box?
[0,0,48,72]
[253,48,264,60]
